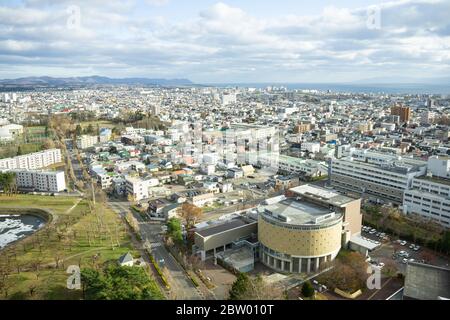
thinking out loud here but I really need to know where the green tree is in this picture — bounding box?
[85,124,95,135]
[16,146,24,156]
[75,124,82,136]
[0,172,17,195]
[81,264,164,300]
[167,218,183,245]
[229,273,252,300]
[440,231,450,254]
[301,281,315,298]
[228,273,282,300]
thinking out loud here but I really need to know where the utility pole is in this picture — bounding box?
[91,178,96,206]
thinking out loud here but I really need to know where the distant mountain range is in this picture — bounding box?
[0,76,193,87]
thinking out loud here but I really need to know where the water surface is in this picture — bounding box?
[0,214,46,249]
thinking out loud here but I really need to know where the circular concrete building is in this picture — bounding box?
[258,197,343,273]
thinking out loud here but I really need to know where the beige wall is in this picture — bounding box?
[258,217,342,257]
[343,199,362,236]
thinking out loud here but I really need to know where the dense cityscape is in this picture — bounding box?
[0,0,449,309]
[0,84,449,302]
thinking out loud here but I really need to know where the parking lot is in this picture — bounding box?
[362,225,450,274]
[201,260,237,300]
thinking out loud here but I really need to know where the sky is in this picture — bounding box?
[0,0,449,83]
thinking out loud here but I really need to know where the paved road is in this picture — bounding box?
[108,200,203,300]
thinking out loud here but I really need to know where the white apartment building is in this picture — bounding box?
[14,170,66,192]
[403,176,450,228]
[301,142,321,154]
[77,135,99,149]
[0,149,62,170]
[125,176,159,201]
[331,150,427,204]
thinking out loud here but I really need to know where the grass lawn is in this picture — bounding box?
[79,120,115,129]
[0,195,138,300]
[44,162,66,170]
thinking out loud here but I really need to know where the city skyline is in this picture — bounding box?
[1,0,449,83]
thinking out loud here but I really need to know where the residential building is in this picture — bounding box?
[125,176,159,201]
[0,149,62,170]
[77,135,99,149]
[294,122,311,134]
[391,104,412,123]
[14,170,66,192]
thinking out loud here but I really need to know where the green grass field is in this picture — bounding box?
[79,120,115,129]
[0,195,137,300]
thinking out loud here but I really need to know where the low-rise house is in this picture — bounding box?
[163,203,181,220]
[170,193,187,204]
[203,181,220,193]
[219,182,234,193]
[118,252,134,267]
[241,165,255,177]
[148,198,170,217]
[227,167,244,179]
[191,193,215,207]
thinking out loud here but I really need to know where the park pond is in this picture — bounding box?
[0,214,46,249]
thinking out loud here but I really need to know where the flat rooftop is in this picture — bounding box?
[289,184,357,207]
[195,217,255,238]
[417,175,450,186]
[350,234,380,251]
[262,198,341,225]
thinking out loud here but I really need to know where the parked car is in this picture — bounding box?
[400,241,407,246]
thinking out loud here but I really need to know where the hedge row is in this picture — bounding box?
[148,252,170,290]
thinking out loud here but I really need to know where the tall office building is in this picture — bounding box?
[391,104,412,123]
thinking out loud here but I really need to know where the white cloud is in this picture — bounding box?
[0,0,449,82]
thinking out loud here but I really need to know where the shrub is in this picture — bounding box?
[301,281,315,298]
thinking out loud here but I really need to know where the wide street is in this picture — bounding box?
[108,200,203,300]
